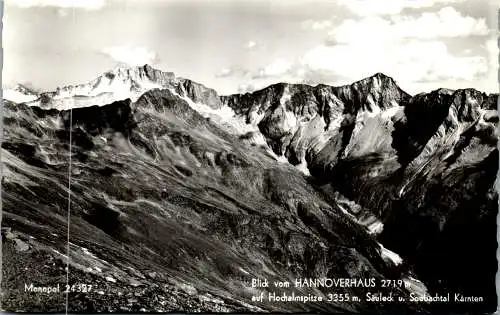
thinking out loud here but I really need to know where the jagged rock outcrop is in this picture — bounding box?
[177,79,223,109]
[221,73,411,171]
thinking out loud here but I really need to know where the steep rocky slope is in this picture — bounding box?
[2,90,421,312]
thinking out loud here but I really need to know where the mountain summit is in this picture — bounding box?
[4,66,409,112]
[1,65,211,110]
[3,83,40,103]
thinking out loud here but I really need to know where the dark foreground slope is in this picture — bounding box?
[2,90,419,313]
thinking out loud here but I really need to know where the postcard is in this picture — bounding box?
[1,0,498,313]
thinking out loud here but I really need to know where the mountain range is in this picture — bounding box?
[2,64,498,313]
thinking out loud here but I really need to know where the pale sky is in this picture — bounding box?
[2,0,499,95]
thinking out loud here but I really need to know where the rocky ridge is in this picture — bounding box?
[2,65,498,313]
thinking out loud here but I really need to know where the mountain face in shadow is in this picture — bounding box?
[222,75,498,313]
[2,66,498,313]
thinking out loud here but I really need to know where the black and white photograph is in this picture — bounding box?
[1,0,499,313]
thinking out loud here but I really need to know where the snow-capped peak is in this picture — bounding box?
[56,64,172,98]
[12,83,40,95]
[5,64,180,110]
[3,83,40,103]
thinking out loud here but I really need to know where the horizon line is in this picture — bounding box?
[2,63,499,98]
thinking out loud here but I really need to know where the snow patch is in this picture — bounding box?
[249,132,268,146]
[51,249,68,259]
[279,85,292,106]
[372,75,381,90]
[296,161,311,176]
[238,267,250,275]
[398,185,406,197]
[337,204,357,219]
[105,276,117,283]
[379,243,403,266]
[3,89,38,103]
[382,105,403,119]
[447,105,460,128]
[275,155,289,164]
[81,247,96,257]
[403,276,428,298]
[283,110,298,133]
[181,96,258,134]
[367,221,384,234]
[327,116,344,131]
